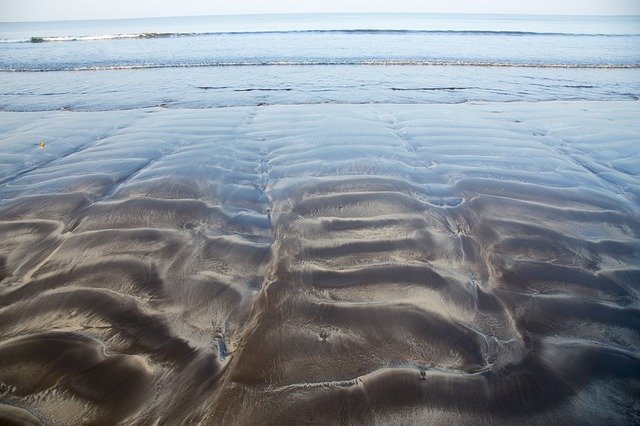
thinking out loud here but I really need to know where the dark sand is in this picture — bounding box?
[0,102,638,424]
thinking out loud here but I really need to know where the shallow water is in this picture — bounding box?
[1,13,639,111]
[1,65,640,111]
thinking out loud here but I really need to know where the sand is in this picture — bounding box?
[0,101,638,424]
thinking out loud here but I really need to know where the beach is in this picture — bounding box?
[1,11,640,424]
[0,100,639,423]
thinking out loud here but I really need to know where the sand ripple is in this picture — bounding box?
[0,102,638,424]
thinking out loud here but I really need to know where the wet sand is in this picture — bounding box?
[0,101,638,424]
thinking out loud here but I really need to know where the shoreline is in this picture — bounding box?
[0,97,639,114]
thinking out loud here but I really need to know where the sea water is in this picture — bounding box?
[1,13,639,110]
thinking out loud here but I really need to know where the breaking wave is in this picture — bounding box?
[1,29,638,44]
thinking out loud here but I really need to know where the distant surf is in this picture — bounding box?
[1,29,638,44]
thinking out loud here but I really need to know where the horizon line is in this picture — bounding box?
[2,11,640,24]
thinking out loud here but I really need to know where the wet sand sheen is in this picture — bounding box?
[0,101,638,424]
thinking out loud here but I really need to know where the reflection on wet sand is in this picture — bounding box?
[0,102,638,424]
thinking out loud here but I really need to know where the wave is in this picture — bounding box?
[27,33,176,43]
[2,60,638,72]
[1,29,638,44]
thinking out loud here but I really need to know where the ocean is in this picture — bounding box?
[1,13,639,110]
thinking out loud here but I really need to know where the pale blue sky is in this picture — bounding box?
[1,0,639,22]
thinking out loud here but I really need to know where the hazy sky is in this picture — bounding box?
[1,0,640,22]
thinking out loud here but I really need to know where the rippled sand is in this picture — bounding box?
[0,102,638,424]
